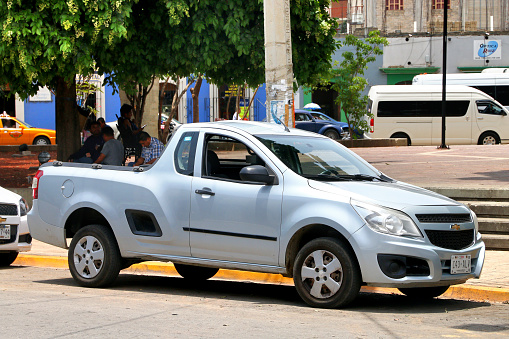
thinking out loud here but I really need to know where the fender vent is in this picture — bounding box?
[125,210,162,237]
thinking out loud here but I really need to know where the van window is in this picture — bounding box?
[494,86,509,106]
[476,101,506,116]
[377,101,470,117]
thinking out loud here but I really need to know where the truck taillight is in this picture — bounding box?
[32,170,43,199]
[370,118,374,133]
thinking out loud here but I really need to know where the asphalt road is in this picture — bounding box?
[2,266,509,338]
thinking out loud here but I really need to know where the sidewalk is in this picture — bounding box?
[12,144,509,304]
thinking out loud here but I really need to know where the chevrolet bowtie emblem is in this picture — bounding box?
[0,217,6,223]
[451,224,461,230]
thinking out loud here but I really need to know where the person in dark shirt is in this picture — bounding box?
[68,121,104,163]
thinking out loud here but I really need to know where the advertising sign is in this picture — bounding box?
[474,40,502,60]
[29,87,52,102]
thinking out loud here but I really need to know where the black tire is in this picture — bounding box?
[0,251,18,267]
[391,133,411,146]
[68,224,121,287]
[323,129,340,140]
[478,131,500,145]
[174,263,219,281]
[33,136,50,145]
[398,285,450,299]
[293,237,361,308]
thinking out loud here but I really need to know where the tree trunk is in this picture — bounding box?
[161,79,195,142]
[191,76,202,123]
[55,76,80,161]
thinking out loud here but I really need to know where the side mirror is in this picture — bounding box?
[239,165,274,185]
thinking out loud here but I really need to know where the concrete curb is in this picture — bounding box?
[14,254,509,304]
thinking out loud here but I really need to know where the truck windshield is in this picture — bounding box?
[255,135,386,182]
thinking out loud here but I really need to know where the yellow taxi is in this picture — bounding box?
[0,113,56,145]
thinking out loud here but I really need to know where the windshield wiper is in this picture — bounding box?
[304,173,392,182]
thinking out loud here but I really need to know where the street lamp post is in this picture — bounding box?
[439,0,449,149]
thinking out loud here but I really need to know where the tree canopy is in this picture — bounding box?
[0,0,338,159]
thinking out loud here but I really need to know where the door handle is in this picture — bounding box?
[477,117,484,120]
[195,189,215,196]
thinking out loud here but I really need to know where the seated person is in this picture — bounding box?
[97,117,106,129]
[94,126,124,166]
[134,132,164,166]
[68,121,104,163]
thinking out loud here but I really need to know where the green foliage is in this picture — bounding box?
[0,0,136,99]
[331,31,388,138]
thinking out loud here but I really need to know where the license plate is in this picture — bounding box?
[451,255,471,274]
[0,224,10,239]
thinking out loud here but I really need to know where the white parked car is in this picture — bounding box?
[0,186,31,266]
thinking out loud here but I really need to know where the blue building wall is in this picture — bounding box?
[23,82,122,129]
[104,83,121,122]
[24,94,56,130]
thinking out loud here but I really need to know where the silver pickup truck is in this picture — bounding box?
[28,121,485,308]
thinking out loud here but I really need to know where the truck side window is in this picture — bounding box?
[174,132,198,176]
[203,134,265,181]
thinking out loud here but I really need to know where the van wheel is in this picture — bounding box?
[323,129,340,140]
[68,225,121,287]
[174,263,219,281]
[293,237,361,308]
[398,285,450,299]
[478,132,500,145]
[0,251,18,267]
[391,133,411,146]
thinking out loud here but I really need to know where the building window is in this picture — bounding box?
[432,0,450,9]
[386,0,403,10]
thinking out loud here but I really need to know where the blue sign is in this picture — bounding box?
[477,41,499,58]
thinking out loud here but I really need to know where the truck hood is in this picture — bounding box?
[308,180,459,210]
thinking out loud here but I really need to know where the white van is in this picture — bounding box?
[368,85,509,146]
[412,73,509,109]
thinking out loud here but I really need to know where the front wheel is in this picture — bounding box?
[33,136,50,145]
[0,251,18,267]
[68,224,121,287]
[323,129,340,140]
[293,237,361,308]
[398,285,450,299]
[174,263,219,281]
[478,132,500,145]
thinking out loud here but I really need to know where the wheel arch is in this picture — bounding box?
[284,224,359,279]
[64,207,112,239]
[317,125,342,136]
[477,130,500,144]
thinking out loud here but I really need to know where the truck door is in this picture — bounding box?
[189,131,283,266]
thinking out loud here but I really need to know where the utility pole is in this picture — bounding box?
[264,0,294,127]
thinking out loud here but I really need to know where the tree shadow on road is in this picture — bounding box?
[458,170,509,183]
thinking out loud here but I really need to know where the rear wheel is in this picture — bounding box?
[398,285,450,299]
[0,251,18,267]
[293,237,361,308]
[478,131,500,145]
[323,129,340,140]
[391,132,411,146]
[68,224,121,287]
[174,263,219,281]
[33,136,50,145]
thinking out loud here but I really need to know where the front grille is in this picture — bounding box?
[425,229,474,250]
[0,225,18,245]
[0,204,18,216]
[416,213,471,223]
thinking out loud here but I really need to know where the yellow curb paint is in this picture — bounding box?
[14,254,509,304]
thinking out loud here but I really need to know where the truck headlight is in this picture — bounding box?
[351,200,422,238]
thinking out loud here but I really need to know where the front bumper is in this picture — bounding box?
[350,225,485,288]
[0,215,32,253]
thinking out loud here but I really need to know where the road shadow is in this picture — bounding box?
[458,170,509,183]
[34,272,491,314]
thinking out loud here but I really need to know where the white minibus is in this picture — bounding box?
[368,85,509,146]
[412,73,509,109]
